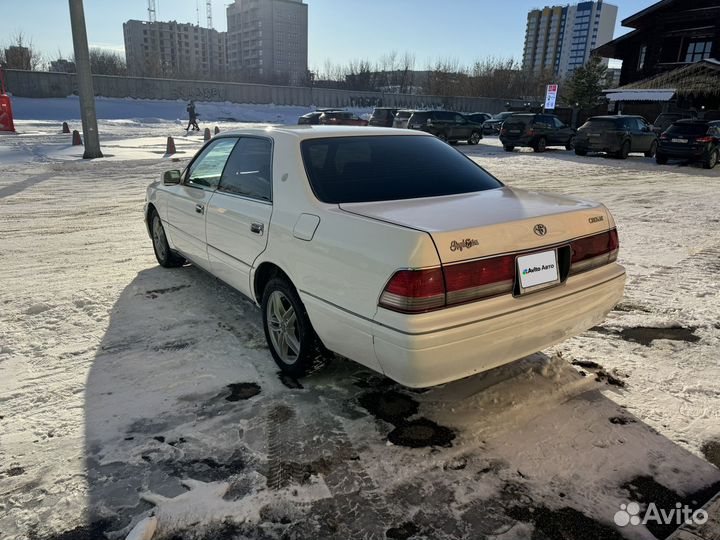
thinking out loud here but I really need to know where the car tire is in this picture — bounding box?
[644,140,658,158]
[503,145,514,152]
[261,276,327,379]
[703,148,719,169]
[574,148,587,156]
[150,210,185,268]
[437,132,449,143]
[655,153,668,165]
[468,131,481,145]
[565,137,575,151]
[616,140,630,159]
[533,137,547,153]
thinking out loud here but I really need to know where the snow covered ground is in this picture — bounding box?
[1,117,719,540]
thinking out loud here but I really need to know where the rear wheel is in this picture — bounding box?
[574,148,587,156]
[437,132,448,143]
[616,140,630,159]
[565,137,575,151]
[533,137,547,153]
[644,140,658,158]
[150,211,185,268]
[261,277,327,379]
[655,153,668,165]
[468,131,481,145]
[503,145,514,152]
[703,148,719,169]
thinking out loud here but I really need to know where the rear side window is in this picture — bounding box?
[667,123,710,136]
[372,109,388,119]
[300,135,502,204]
[218,138,273,201]
[409,112,429,123]
[396,111,413,119]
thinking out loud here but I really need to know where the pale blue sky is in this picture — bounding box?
[6,0,656,70]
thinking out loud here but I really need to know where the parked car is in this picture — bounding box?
[465,112,492,124]
[319,111,369,126]
[146,126,625,387]
[407,110,483,144]
[499,113,574,152]
[573,115,658,159]
[393,109,416,129]
[656,119,720,169]
[368,107,399,127]
[483,111,516,135]
[652,112,694,136]
[298,109,343,125]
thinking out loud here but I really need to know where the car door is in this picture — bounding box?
[205,137,273,298]
[165,137,238,268]
[551,116,571,145]
[453,114,472,140]
[635,117,655,151]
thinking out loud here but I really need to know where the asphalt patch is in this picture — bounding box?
[386,521,420,539]
[701,439,720,468]
[622,475,720,539]
[144,284,190,299]
[28,520,112,540]
[152,339,196,352]
[572,359,602,369]
[4,466,25,477]
[595,369,626,388]
[225,382,261,401]
[166,520,242,540]
[278,372,303,389]
[388,418,455,448]
[507,505,625,540]
[619,326,699,346]
[161,452,245,482]
[358,390,419,425]
[609,416,636,425]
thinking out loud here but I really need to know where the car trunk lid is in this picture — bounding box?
[339,187,610,264]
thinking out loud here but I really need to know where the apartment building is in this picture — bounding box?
[522,1,618,78]
[226,0,308,85]
[123,20,227,80]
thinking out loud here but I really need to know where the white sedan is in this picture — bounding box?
[145,126,625,387]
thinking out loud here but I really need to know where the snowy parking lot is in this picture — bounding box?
[1,118,720,540]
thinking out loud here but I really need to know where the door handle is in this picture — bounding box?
[250,222,264,235]
[195,203,204,214]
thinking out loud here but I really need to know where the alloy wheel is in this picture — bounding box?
[152,216,167,261]
[266,290,300,365]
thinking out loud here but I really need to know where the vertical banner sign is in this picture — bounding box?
[545,84,558,110]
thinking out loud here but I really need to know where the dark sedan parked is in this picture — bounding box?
[298,109,343,125]
[574,116,657,159]
[482,111,515,135]
[368,107,399,127]
[407,110,483,144]
[656,119,720,169]
[499,113,574,152]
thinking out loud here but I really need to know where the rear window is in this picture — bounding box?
[396,110,413,119]
[667,123,710,136]
[300,135,503,204]
[655,114,687,128]
[372,109,389,119]
[504,115,533,128]
[580,119,618,131]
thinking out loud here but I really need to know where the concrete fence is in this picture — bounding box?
[4,70,526,114]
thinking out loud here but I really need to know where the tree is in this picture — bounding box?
[564,56,608,108]
[1,33,42,70]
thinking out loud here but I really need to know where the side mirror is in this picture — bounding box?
[163,169,181,185]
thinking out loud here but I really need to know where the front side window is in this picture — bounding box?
[186,138,239,189]
[218,137,272,201]
[300,135,502,204]
[685,41,712,63]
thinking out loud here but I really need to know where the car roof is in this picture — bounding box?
[589,115,641,120]
[215,125,433,140]
[674,118,711,124]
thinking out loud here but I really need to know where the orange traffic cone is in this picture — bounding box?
[203,127,211,141]
[72,130,82,146]
[62,122,70,133]
[166,136,176,155]
[214,126,220,135]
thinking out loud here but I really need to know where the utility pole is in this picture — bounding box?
[68,0,102,159]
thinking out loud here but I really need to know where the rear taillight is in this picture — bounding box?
[444,255,515,306]
[379,255,516,313]
[500,127,507,135]
[660,133,668,139]
[526,128,535,136]
[570,229,619,275]
[379,268,445,313]
[696,136,713,143]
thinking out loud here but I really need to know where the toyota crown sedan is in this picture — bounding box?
[145,126,625,388]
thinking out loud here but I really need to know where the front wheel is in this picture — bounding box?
[437,132,449,143]
[467,131,481,145]
[616,140,630,159]
[703,148,719,169]
[565,137,575,151]
[575,148,588,156]
[644,140,658,158]
[262,277,327,379]
[655,153,668,165]
[150,211,185,268]
[533,137,547,153]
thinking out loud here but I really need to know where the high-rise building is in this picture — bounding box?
[226,0,308,86]
[522,1,618,79]
[123,20,227,80]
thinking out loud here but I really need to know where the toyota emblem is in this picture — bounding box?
[533,224,547,236]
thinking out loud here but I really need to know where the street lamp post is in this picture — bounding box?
[68,0,102,159]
